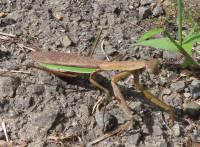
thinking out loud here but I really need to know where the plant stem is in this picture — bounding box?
[164,30,200,68]
[178,0,182,46]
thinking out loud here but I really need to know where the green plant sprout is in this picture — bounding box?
[134,0,200,68]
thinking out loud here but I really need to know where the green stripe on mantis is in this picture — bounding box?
[39,63,98,73]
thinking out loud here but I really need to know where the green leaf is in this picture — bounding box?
[164,5,172,24]
[181,58,192,68]
[138,28,163,43]
[182,43,193,54]
[183,31,200,44]
[134,38,179,52]
[184,10,196,27]
[184,25,197,41]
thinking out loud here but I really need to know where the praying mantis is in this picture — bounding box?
[0,28,174,141]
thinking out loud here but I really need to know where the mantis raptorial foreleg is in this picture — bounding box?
[133,70,174,120]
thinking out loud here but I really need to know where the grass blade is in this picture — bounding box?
[137,28,163,43]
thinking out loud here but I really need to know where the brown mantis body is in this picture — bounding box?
[30,51,174,133]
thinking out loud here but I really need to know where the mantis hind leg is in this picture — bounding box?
[133,70,174,121]
[111,71,135,135]
[90,71,110,132]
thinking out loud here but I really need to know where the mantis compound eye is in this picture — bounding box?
[146,60,160,75]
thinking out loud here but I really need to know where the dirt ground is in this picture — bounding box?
[0,0,200,147]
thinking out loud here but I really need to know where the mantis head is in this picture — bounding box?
[146,59,160,75]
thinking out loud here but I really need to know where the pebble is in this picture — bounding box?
[173,97,182,107]
[153,4,164,16]
[95,111,118,132]
[0,77,20,98]
[168,71,179,81]
[66,109,75,118]
[1,18,16,26]
[184,93,191,98]
[129,101,143,112]
[170,81,185,92]
[163,51,179,63]
[163,88,172,95]
[127,133,141,145]
[139,7,152,19]
[163,95,174,106]
[172,124,181,137]
[141,0,154,6]
[191,80,200,88]
[183,102,200,117]
[55,124,64,132]
[159,77,168,86]
[152,125,163,136]
[157,139,167,147]
[33,84,45,95]
[61,35,72,47]
[31,107,59,129]
[189,85,200,100]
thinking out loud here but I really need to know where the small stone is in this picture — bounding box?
[5,61,14,69]
[129,5,134,9]
[66,109,75,118]
[0,12,5,18]
[1,18,16,26]
[129,101,143,111]
[141,0,155,6]
[152,125,163,136]
[153,4,164,16]
[55,13,62,20]
[139,7,152,19]
[163,95,175,106]
[56,124,64,132]
[158,139,167,147]
[31,108,59,129]
[127,133,141,145]
[185,88,189,92]
[0,77,20,98]
[62,35,72,47]
[168,71,179,81]
[92,3,98,11]
[191,80,200,88]
[173,97,182,107]
[100,19,108,26]
[159,77,168,86]
[95,111,118,132]
[183,102,200,117]
[33,84,45,95]
[172,124,181,136]
[142,124,149,134]
[171,81,185,92]
[189,85,200,100]
[79,105,90,117]
[184,93,191,98]
[163,88,172,95]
